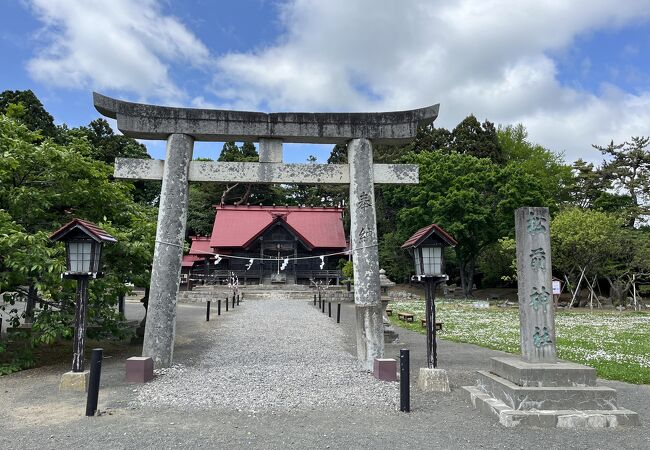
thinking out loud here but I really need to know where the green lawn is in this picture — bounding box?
[389,300,650,384]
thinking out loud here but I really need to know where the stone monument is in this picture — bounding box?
[93,92,439,371]
[463,207,639,427]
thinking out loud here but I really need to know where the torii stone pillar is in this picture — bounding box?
[348,139,383,369]
[142,134,193,367]
[93,92,439,369]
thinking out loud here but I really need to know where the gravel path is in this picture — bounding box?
[134,299,398,412]
[2,300,650,449]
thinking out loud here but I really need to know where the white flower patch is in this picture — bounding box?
[388,298,650,378]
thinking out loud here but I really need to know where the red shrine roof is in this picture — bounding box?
[188,236,213,256]
[181,254,204,268]
[401,223,457,248]
[209,205,347,250]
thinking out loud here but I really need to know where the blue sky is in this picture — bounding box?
[2,0,650,163]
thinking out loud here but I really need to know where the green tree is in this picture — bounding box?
[450,115,504,164]
[407,125,452,154]
[593,136,650,226]
[551,208,628,305]
[389,150,546,295]
[63,118,159,205]
[498,124,572,207]
[0,113,156,347]
[0,89,57,139]
[65,119,151,163]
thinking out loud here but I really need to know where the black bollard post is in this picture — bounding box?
[85,348,103,416]
[318,291,321,307]
[322,297,326,313]
[218,299,221,316]
[336,303,341,323]
[400,349,410,412]
[314,294,317,306]
[226,297,229,312]
[232,295,235,309]
[328,302,332,317]
[206,301,211,322]
[237,294,240,306]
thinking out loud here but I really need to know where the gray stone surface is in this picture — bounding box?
[491,356,596,387]
[354,303,385,371]
[142,133,194,368]
[114,158,419,184]
[476,370,618,411]
[465,355,639,427]
[464,386,640,428]
[417,367,451,392]
[93,92,439,144]
[515,206,556,363]
[59,370,89,392]
[348,138,384,370]
[258,138,283,163]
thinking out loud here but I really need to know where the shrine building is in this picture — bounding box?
[182,205,347,285]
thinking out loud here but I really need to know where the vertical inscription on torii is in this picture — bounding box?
[515,207,557,363]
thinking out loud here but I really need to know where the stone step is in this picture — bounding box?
[463,386,639,428]
[490,356,597,387]
[177,292,316,302]
[476,370,618,411]
[189,284,345,292]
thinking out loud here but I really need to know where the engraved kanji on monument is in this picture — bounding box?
[515,207,557,363]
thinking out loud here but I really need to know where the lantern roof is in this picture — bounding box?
[50,218,117,244]
[401,223,457,249]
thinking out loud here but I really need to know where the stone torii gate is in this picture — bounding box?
[93,92,439,370]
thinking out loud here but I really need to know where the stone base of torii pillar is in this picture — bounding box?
[463,207,639,428]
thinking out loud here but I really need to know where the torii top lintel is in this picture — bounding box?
[93,92,439,144]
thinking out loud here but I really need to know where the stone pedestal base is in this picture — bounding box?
[373,358,397,381]
[126,356,154,383]
[417,367,450,392]
[59,370,89,392]
[462,357,639,427]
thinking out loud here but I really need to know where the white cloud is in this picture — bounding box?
[210,0,650,162]
[26,0,211,103]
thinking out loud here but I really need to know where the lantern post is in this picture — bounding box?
[50,219,116,390]
[401,224,456,391]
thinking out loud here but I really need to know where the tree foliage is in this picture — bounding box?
[386,148,547,295]
[450,115,504,163]
[0,90,57,139]
[0,112,156,348]
[593,136,650,226]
